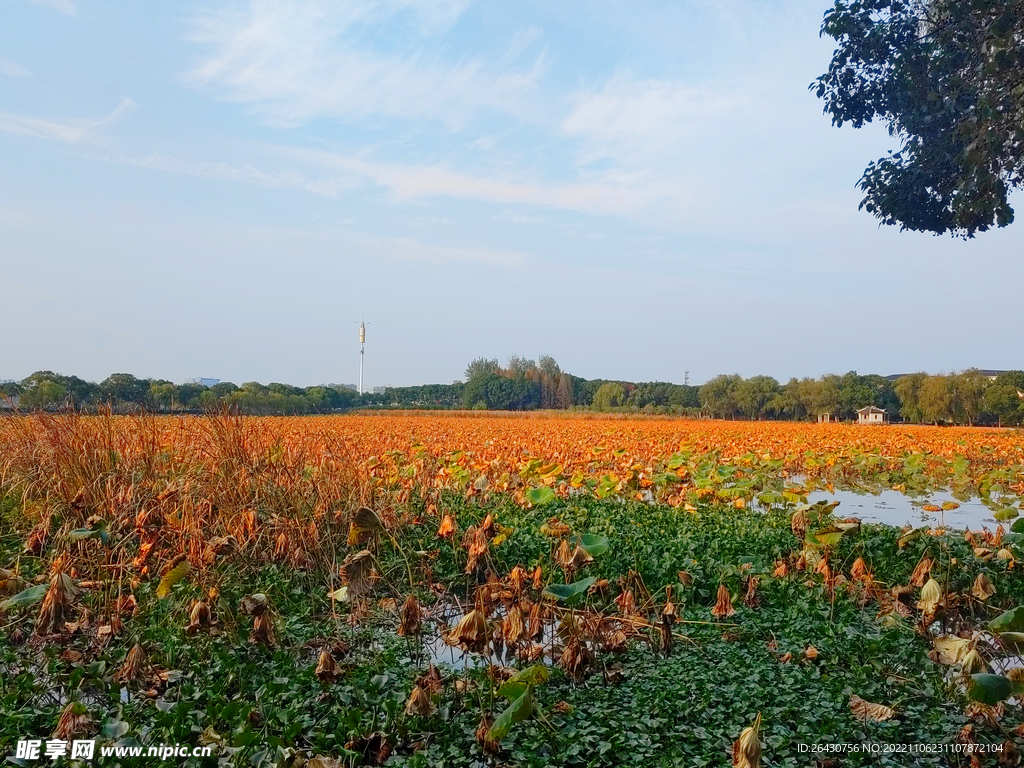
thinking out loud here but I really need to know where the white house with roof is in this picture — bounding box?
[857,405,886,424]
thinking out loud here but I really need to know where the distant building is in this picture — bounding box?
[817,412,836,423]
[186,378,220,387]
[0,394,19,410]
[328,383,358,392]
[372,385,390,394]
[857,405,887,425]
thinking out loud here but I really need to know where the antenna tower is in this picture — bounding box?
[358,320,367,395]
[684,370,690,386]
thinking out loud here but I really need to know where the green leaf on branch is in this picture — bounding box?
[0,583,48,611]
[543,577,597,605]
[525,487,556,507]
[573,534,610,557]
[968,674,1014,705]
[497,665,549,701]
[488,685,536,742]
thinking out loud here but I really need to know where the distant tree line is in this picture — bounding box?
[3,365,1022,424]
[0,372,359,415]
[697,370,1024,426]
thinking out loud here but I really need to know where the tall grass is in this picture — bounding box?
[0,411,369,582]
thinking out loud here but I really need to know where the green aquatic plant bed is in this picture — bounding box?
[2,495,1024,767]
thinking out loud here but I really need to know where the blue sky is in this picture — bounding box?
[3,0,1022,388]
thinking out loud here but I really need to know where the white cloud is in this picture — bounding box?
[0,97,135,143]
[186,0,541,128]
[30,0,76,15]
[0,58,30,78]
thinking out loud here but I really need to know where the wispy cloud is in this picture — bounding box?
[281,146,655,216]
[369,236,526,266]
[186,0,541,128]
[563,77,750,166]
[30,0,76,16]
[0,58,30,78]
[100,151,356,197]
[0,98,135,143]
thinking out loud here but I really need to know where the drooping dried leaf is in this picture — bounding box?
[202,535,237,565]
[910,556,933,587]
[731,712,762,768]
[972,573,996,601]
[404,685,434,717]
[447,610,489,654]
[250,613,276,647]
[558,637,594,681]
[315,648,341,683]
[463,526,489,574]
[712,584,735,619]
[54,701,93,740]
[849,694,895,722]
[116,643,148,683]
[239,594,269,616]
[397,594,421,637]
[35,573,78,635]
[932,636,974,665]
[917,577,942,614]
[185,600,214,633]
[437,514,456,539]
[340,551,376,599]
[554,539,592,572]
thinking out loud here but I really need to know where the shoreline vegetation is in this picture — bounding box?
[1,412,1024,766]
[3,359,1024,426]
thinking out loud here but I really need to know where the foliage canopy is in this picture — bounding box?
[815,0,1024,237]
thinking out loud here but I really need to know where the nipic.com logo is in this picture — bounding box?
[12,739,213,762]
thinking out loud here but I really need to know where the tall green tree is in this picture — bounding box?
[734,376,781,420]
[464,358,499,382]
[919,375,954,424]
[815,0,1024,237]
[983,384,1023,426]
[699,374,742,419]
[952,369,989,425]
[20,380,67,409]
[894,373,928,423]
[100,373,150,404]
[592,382,626,411]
